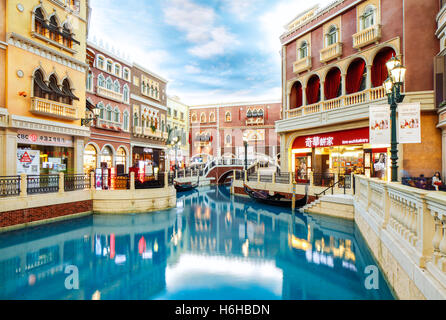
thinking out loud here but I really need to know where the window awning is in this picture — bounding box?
[35,76,52,94]
[49,81,67,97]
[62,86,80,101]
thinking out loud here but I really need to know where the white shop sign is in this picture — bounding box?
[17,149,40,175]
[398,103,421,144]
[17,130,73,148]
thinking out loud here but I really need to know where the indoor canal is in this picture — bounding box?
[0,186,395,300]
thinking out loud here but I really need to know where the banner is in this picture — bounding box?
[369,105,390,145]
[398,103,421,144]
[17,149,40,175]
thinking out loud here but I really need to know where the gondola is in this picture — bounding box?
[243,184,308,208]
[174,176,199,192]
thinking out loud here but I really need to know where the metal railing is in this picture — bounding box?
[276,172,291,184]
[312,173,335,187]
[135,173,165,189]
[0,176,21,197]
[64,174,90,192]
[27,175,59,195]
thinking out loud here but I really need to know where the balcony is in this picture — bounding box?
[320,42,343,63]
[246,117,264,126]
[134,126,167,141]
[97,87,123,103]
[96,119,122,132]
[353,25,382,49]
[293,56,312,74]
[30,97,78,120]
[285,87,386,119]
[133,126,143,136]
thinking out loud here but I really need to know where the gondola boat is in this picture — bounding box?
[174,176,199,192]
[243,184,308,208]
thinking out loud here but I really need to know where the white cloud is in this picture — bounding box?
[163,0,239,59]
[223,0,260,20]
[258,0,333,59]
[185,65,202,74]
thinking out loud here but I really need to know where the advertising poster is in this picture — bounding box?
[398,103,421,144]
[369,105,390,145]
[17,149,40,175]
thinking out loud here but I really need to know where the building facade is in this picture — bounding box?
[277,0,440,181]
[83,41,132,174]
[1,0,90,176]
[436,0,446,178]
[130,64,168,175]
[167,96,190,169]
[189,101,282,164]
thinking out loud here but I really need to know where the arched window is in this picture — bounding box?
[123,111,129,131]
[86,71,93,91]
[106,60,113,73]
[62,79,74,105]
[290,82,303,109]
[62,24,72,48]
[225,134,231,145]
[326,25,338,46]
[101,146,113,168]
[299,41,308,59]
[97,56,105,69]
[83,144,97,174]
[258,109,264,117]
[114,107,120,123]
[123,68,130,81]
[114,64,121,77]
[225,112,231,122]
[116,147,126,169]
[106,105,112,121]
[113,80,120,93]
[324,68,342,100]
[34,8,46,36]
[372,47,396,88]
[106,77,113,90]
[33,69,51,99]
[247,109,252,118]
[49,16,59,42]
[191,113,197,122]
[97,102,105,119]
[123,85,129,102]
[48,75,62,102]
[306,75,321,104]
[98,74,105,87]
[361,6,376,30]
[252,109,258,117]
[200,113,206,123]
[346,58,366,94]
[134,112,139,127]
[209,112,215,122]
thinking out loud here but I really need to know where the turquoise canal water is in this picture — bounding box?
[0,186,395,300]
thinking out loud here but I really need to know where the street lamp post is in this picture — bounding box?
[383,56,407,182]
[243,135,248,171]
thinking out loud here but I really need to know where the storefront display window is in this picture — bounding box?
[116,147,127,174]
[18,144,74,175]
[101,146,113,168]
[84,144,97,174]
[132,147,164,175]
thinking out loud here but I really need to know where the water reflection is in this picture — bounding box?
[0,186,395,300]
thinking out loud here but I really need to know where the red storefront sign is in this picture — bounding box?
[292,127,369,149]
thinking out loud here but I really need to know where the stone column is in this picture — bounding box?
[320,81,325,102]
[130,172,135,190]
[366,64,373,90]
[74,137,85,174]
[302,86,307,106]
[59,172,64,193]
[4,129,17,176]
[341,73,347,97]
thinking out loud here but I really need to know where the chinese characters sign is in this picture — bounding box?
[17,130,73,147]
[292,127,369,149]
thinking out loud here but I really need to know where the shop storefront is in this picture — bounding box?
[83,144,97,174]
[132,146,165,175]
[17,130,74,175]
[291,127,391,181]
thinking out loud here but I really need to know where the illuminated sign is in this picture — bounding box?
[292,127,369,149]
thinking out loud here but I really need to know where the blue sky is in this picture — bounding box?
[88,0,332,105]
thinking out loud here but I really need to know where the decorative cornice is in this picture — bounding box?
[133,63,168,84]
[131,94,167,111]
[87,40,133,67]
[9,115,90,137]
[0,40,7,50]
[130,141,167,150]
[7,32,88,72]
